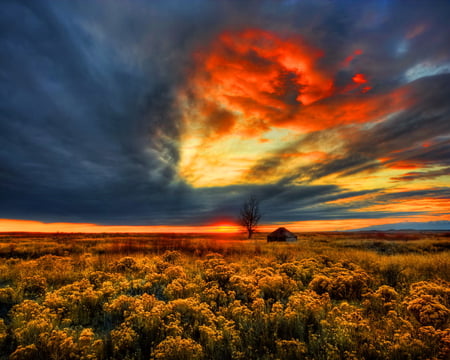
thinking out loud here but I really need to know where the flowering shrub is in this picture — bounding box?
[110,322,140,359]
[199,283,230,309]
[277,262,306,286]
[417,326,450,360]
[319,302,371,357]
[9,344,39,360]
[258,274,297,302]
[164,278,198,300]
[0,286,17,316]
[0,235,448,359]
[164,298,215,331]
[203,255,235,287]
[0,318,7,349]
[227,275,258,302]
[309,263,372,300]
[363,285,399,315]
[409,280,450,306]
[275,339,306,360]
[9,300,55,346]
[10,328,103,360]
[284,290,331,341]
[21,275,47,299]
[151,336,203,360]
[406,295,449,328]
[164,266,187,281]
[35,255,76,286]
[104,294,141,324]
[88,271,116,288]
[252,267,275,280]
[113,257,138,273]
[405,280,450,329]
[36,255,66,271]
[43,279,108,326]
[162,250,182,264]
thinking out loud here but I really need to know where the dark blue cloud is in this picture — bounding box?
[1,0,450,226]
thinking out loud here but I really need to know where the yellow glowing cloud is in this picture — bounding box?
[178,29,412,188]
[356,197,450,215]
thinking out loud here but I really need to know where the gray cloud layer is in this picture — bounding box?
[1,0,450,226]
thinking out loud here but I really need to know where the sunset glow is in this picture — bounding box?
[0,219,241,234]
[2,4,449,359]
[1,1,449,232]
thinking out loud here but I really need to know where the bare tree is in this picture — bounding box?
[239,196,261,239]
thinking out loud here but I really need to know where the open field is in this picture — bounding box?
[0,231,449,359]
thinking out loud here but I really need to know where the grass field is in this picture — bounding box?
[0,231,449,359]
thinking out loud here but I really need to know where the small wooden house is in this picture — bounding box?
[267,227,297,242]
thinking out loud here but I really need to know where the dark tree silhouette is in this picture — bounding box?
[239,196,261,239]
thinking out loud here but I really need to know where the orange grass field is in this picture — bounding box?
[0,231,449,359]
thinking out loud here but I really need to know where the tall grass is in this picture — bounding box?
[0,231,448,359]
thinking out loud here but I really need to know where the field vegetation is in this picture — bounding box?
[0,231,449,359]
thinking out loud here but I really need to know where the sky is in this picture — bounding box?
[1,0,450,232]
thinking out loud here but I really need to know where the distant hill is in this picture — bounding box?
[351,220,450,231]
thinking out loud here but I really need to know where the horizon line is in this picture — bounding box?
[1,217,449,234]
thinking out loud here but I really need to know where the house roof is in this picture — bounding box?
[268,227,296,237]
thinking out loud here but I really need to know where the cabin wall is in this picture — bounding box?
[267,236,297,242]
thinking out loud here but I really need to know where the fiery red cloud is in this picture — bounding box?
[179,29,417,187]
[352,73,368,84]
[379,157,420,170]
[343,49,363,67]
[184,29,335,137]
[351,73,372,93]
[288,86,410,132]
[199,29,332,105]
[182,29,410,138]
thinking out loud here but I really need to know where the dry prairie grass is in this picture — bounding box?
[0,231,449,359]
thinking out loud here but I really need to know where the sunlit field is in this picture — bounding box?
[0,231,449,359]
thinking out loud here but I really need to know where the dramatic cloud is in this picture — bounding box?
[1,0,449,229]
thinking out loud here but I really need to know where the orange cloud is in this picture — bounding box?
[183,29,334,136]
[343,49,363,67]
[388,162,419,170]
[183,29,413,136]
[178,29,414,187]
[280,151,327,160]
[380,158,420,170]
[287,86,410,132]
[198,101,238,136]
[349,73,372,93]
[204,29,332,105]
[352,73,368,84]
[356,197,450,215]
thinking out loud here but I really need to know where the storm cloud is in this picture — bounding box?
[1,0,450,227]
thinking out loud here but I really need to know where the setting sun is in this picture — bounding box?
[212,223,240,233]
